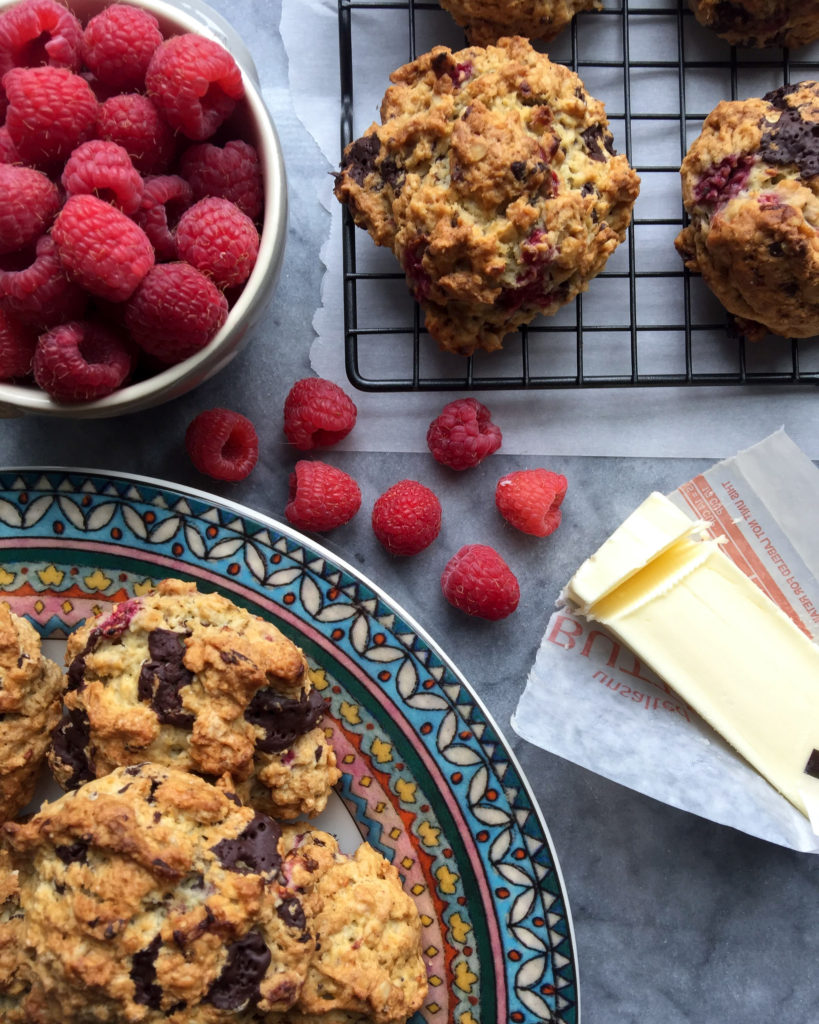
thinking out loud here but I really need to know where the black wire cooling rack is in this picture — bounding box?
[337,0,819,391]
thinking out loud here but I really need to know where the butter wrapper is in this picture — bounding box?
[512,430,819,853]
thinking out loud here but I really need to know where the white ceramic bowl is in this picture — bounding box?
[0,0,287,418]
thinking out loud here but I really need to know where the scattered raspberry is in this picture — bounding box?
[0,163,60,256]
[0,306,37,380]
[81,2,163,91]
[32,320,134,401]
[51,194,155,302]
[0,234,87,328]
[145,32,244,141]
[372,480,441,556]
[179,139,263,219]
[426,398,502,470]
[2,65,97,168]
[283,377,358,450]
[0,0,83,78]
[441,544,520,620]
[61,139,144,214]
[496,469,568,537]
[95,92,176,174]
[134,174,194,262]
[0,125,20,163]
[285,460,361,532]
[124,262,228,364]
[176,197,260,289]
[185,407,259,481]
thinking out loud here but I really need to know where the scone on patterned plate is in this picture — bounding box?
[334,35,640,355]
[676,81,819,339]
[438,0,601,45]
[0,605,64,823]
[49,578,340,819]
[689,0,819,49]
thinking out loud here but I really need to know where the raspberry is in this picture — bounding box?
[441,544,520,620]
[0,125,20,164]
[2,65,97,169]
[0,163,60,256]
[32,320,134,402]
[82,3,163,91]
[285,461,361,532]
[124,262,228,364]
[0,0,83,78]
[283,378,358,450]
[61,139,144,215]
[426,398,502,471]
[96,92,176,174]
[372,480,442,556]
[495,469,568,537]
[175,197,260,289]
[51,194,155,302]
[0,306,36,380]
[134,174,193,262]
[179,139,263,219]
[185,407,259,481]
[0,234,87,328]
[145,32,244,141]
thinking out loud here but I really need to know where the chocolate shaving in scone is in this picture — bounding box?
[51,706,94,788]
[763,83,800,111]
[340,134,381,185]
[137,628,195,729]
[205,930,272,1011]
[244,686,329,754]
[131,934,163,1009]
[804,749,819,779]
[55,840,89,865]
[277,896,306,932]
[581,123,615,162]
[66,628,102,691]
[210,812,282,875]
[760,104,819,180]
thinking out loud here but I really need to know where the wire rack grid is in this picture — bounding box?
[336,0,819,392]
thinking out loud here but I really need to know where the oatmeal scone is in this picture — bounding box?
[438,0,601,45]
[49,579,340,819]
[0,605,64,822]
[676,81,819,338]
[333,35,640,355]
[689,0,819,49]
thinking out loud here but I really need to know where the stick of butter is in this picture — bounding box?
[561,492,819,822]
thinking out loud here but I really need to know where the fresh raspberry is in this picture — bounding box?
[124,262,228,364]
[51,194,155,302]
[145,32,244,141]
[185,407,259,481]
[283,378,358,450]
[133,175,193,262]
[0,235,87,328]
[372,480,442,556]
[441,544,520,621]
[0,306,37,380]
[0,163,60,256]
[32,320,134,402]
[0,125,20,164]
[179,139,263,219]
[2,65,97,169]
[82,3,163,92]
[61,139,144,215]
[175,197,260,289]
[285,460,361,532]
[495,469,568,537]
[0,0,83,78]
[426,398,502,471]
[95,92,176,174]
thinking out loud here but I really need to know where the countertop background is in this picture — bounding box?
[3,0,819,1020]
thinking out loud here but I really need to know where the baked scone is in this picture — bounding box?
[676,81,819,339]
[49,579,340,819]
[438,0,601,45]
[0,605,64,823]
[689,0,819,49]
[333,35,640,355]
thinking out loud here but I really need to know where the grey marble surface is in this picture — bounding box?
[3,1,819,1021]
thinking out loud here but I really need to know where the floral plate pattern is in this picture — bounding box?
[0,469,578,1024]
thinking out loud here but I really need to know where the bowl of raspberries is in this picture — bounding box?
[0,0,287,416]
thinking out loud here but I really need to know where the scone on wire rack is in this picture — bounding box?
[0,605,64,823]
[48,578,340,820]
[333,35,640,356]
[676,81,819,339]
[438,0,601,45]
[689,0,819,49]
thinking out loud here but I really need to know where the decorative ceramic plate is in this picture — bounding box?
[0,469,578,1024]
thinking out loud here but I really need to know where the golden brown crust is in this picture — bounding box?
[334,35,640,355]
[689,0,819,48]
[439,0,601,44]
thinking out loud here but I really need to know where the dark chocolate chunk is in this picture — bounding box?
[50,707,94,789]
[206,930,271,1011]
[66,628,102,691]
[761,104,819,180]
[341,134,381,186]
[244,687,329,754]
[431,51,455,78]
[380,156,404,192]
[210,813,282,875]
[55,839,89,865]
[131,934,163,1010]
[763,83,800,110]
[137,629,195,729]
[277,897,306,932]
[511,160,527,181]
[219,649,251,666]
[804,749,819,778]
[581,123,615,162]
